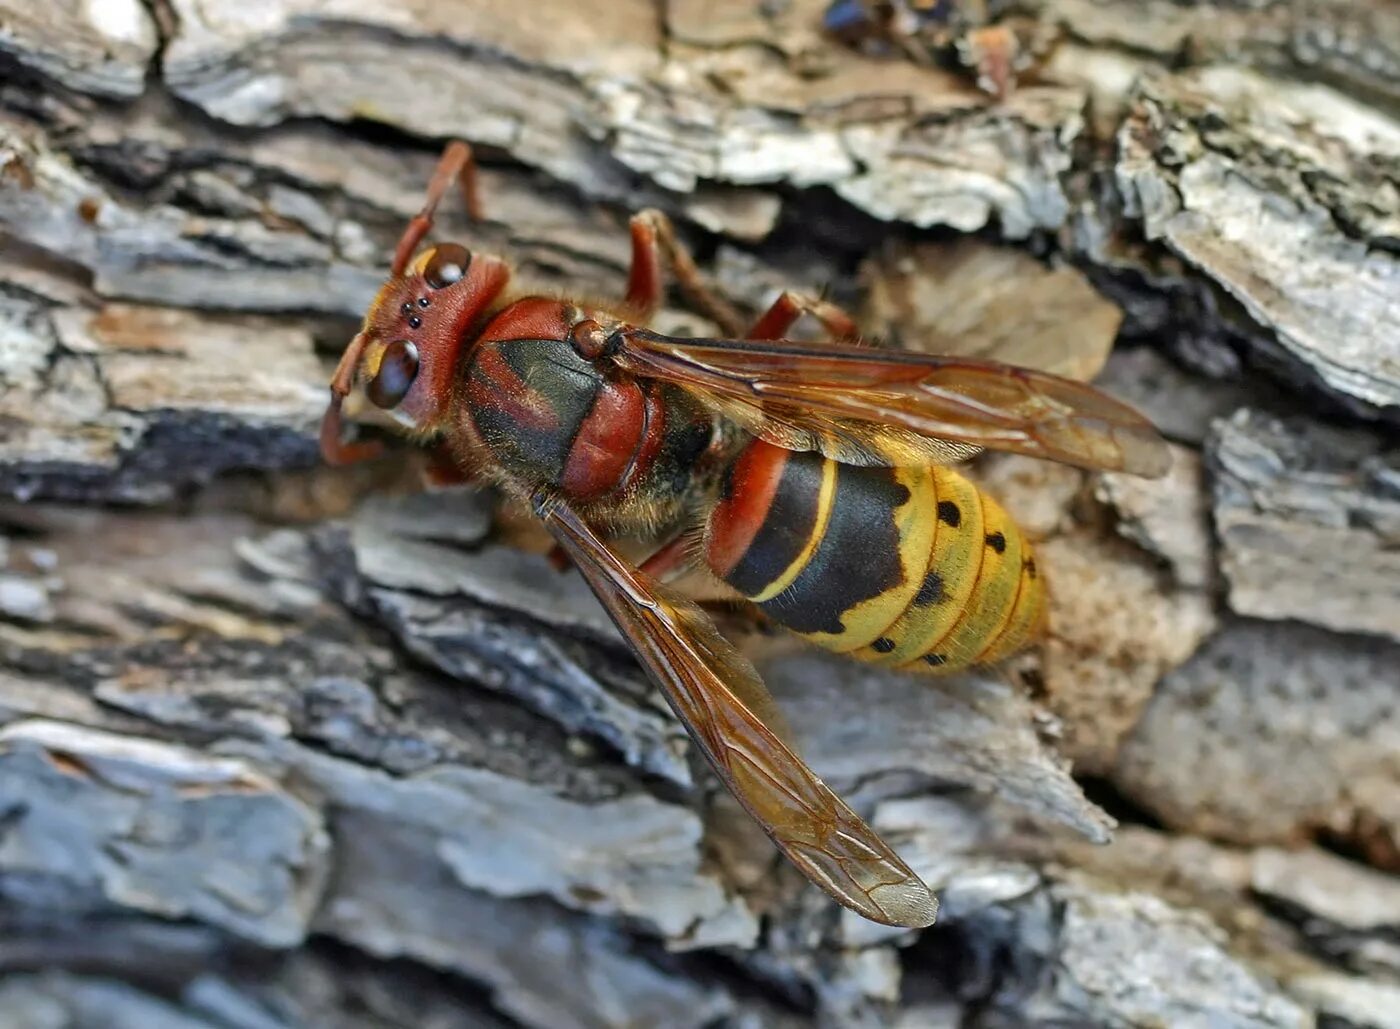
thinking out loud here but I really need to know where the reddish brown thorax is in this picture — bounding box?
[458,297,715,507]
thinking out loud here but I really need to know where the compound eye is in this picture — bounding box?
[367,340,419,408]
[424,244,471,289]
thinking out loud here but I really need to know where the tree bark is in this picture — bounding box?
[1,1,1397,1026]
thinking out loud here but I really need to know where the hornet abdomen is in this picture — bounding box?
[704,439,1044,673]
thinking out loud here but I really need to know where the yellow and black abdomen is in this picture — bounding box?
[703,439,1044,673]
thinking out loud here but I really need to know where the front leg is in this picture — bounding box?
[323,141,486,465]
[391,141,483,277]
[421,440,479,489]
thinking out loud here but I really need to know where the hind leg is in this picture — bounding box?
[745,291,861,342]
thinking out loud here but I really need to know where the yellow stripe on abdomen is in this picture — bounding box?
[851,467,1043,673]
[711,449,1045,672]
[713,451,939,653]
[914,490,1025,672]
[749,455,836,603]
[975,550,1046,665]
[852,468,985,668]
[795,461,937,653]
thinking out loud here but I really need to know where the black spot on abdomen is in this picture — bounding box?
[914,570,944,606]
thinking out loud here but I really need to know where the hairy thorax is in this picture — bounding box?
[453,296,725,532]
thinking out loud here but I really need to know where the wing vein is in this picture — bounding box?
[538,498,938,928]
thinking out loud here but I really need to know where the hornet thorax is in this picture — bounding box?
[458,297,720,519]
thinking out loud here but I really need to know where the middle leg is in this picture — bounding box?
[621,210,865,346]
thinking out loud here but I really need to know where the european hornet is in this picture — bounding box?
[824,0,1057,99]
[322,143,1169,928]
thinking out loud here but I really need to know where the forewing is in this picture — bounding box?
[613,330,1170,476]
[541,499,938,928]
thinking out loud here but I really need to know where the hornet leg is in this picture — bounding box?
[324,141,483,465]
[391,141,483,277]
[746,290,861,342]
[624,209,746,336]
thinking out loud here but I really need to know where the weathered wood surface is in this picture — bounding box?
[1,1,1397,1026]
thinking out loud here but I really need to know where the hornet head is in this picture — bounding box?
[320,241,510,463]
